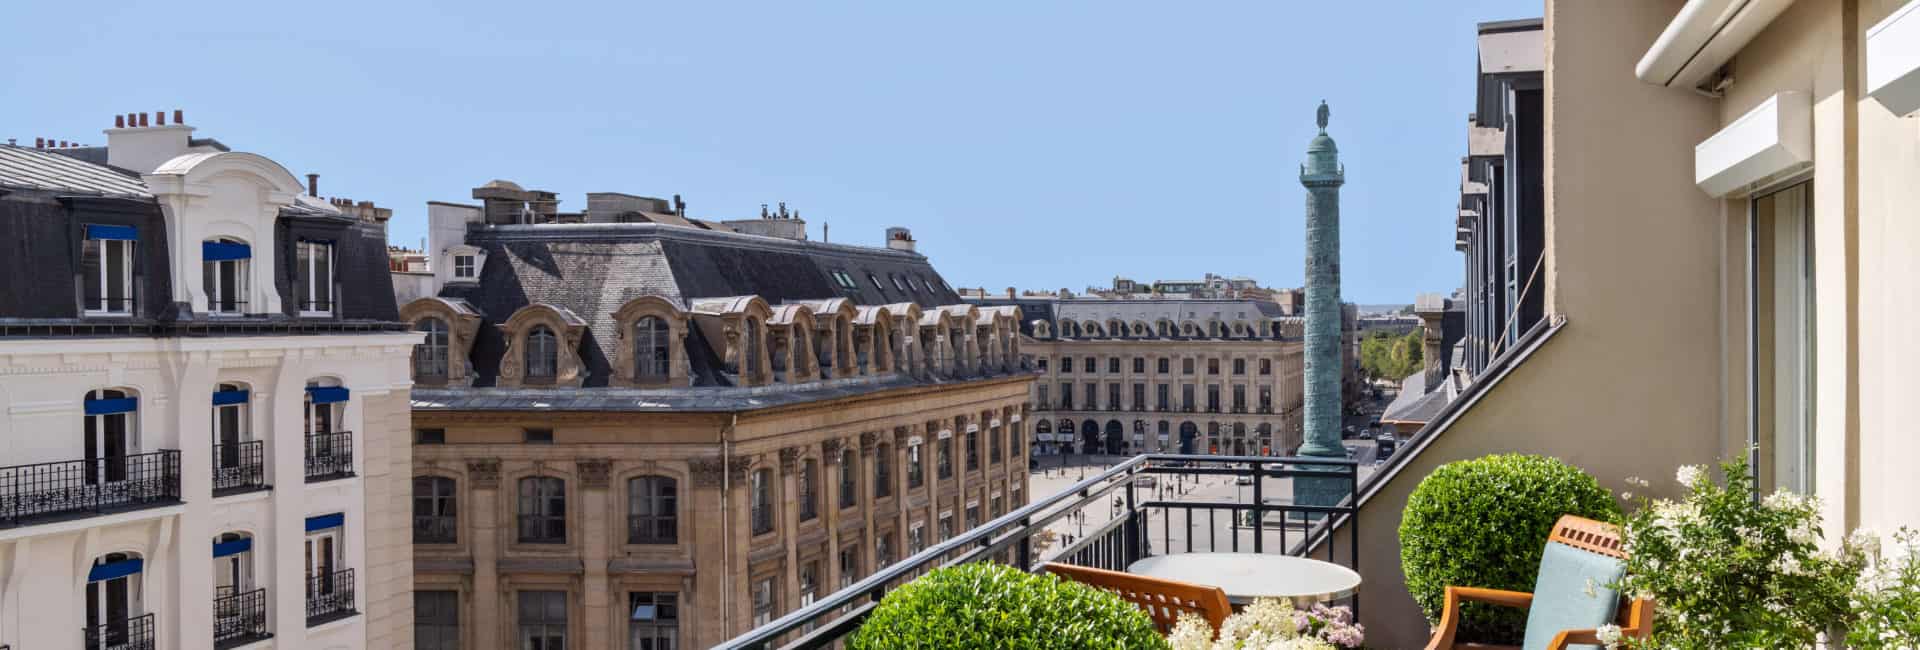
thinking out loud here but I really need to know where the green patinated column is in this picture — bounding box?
[1295,101,1348,512]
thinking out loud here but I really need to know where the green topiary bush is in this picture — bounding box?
[1398,454,1619,644]
[847,562,1167,649]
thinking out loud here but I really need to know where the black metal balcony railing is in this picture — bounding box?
[715,453,1360,650]
[214,587,271,649]
[751,503,774,536]
[304,431,353,482]
[212,441,267,495]
[0,451,181,527]
[414,515,457,544]
[306,568,357,626]
[627,514,677,545]
[84,612,155,650]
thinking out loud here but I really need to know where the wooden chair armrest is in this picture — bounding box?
[1425,586,1536,650]
[1547,629,1601,649]
[1452,586,1535,609]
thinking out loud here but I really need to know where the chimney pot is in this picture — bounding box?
[34,138,43,149]
[306,173,319,197]
[115,115,125,128]
[138,113,149,127]
[156,110,165,125]
[173,109,183,124]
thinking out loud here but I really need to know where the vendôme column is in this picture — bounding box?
[1294,100,1348,512]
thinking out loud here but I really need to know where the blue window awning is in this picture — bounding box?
[202,241,251,262]
[306,386,349,404]
[84,396,138,416]
[305,512,344,532]
[88,557,143,582]
[212,389,249,406]
[84,224,138,241]
[212,538,253,558]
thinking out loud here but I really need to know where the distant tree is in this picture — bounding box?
[1360,329,1426,382]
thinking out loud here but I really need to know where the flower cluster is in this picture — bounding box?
[1612,456,1866,648]
[1166,599,1363,650]
[1845,527,1920,649]
[1616,456,1863,648]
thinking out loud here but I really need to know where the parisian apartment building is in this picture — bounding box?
[397,183,1035,649]
[0,113,419,649]
[968,277,1364,458]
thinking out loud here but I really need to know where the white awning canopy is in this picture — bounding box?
[1868,0,1920,116]
[1695,91,1812,198]
[1637,0,1796,89]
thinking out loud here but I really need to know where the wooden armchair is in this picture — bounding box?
[1041,562,1232,636]
[1426,515,1655,650]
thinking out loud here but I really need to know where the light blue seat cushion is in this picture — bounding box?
[1521,542,1626,650]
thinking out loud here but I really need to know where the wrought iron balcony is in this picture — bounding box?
[212,440,267,496]
[751,502,775,536]
[414,515,457,544]
[214,587,271,649]
[84,612,155,650]
[306,568,357,626]
[715,453,1360,649]
[0,450,180,528]
[303,431,353,482]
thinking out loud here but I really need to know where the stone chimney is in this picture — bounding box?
[104,109,194,174]
[885,227,916,252]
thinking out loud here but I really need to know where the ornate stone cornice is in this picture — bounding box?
[576,458,612,488]
[779,447,802,474]
[467,458,501,488]
[690,456,752,488]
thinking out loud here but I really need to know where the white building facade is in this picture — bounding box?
[0,112,418,650]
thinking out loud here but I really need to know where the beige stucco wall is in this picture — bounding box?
[1339,1,1729,646]
[1712,0,1920,538]
[1853,0,1920,536]
[363,389,416,649]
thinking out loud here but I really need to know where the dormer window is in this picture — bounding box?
[296,241,335,315]
[635,316,670,380]
[202,238,251,315]
[452,254,476,280]
[81,224,137,315]
[526,326,558,380]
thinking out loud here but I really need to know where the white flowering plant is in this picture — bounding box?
[1615,456,1863,648]
[1166,598,1363,650]
[1844,527,1920,649]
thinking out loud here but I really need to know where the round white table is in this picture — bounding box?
[1126,552,1361,606]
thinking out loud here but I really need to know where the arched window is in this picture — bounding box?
[627,476,677,544]
[83,388,139,486]
[212,383,259,493]
[744,319,763,380]
[634,316,670,381]
[517,477,566,543]
[303,379,351,480]
[525,326,558,380]
[413,318,449,380]
[213,532,255,599]
[750,469,774,535]
[414,476,457,544]
[86,551,145,646]
[839,448,858,509]
[202,237,250,315]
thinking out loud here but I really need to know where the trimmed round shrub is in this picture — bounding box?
[848,562,1166,649]
[1399,454,1619,644]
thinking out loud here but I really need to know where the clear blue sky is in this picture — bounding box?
[7,0,1538,304]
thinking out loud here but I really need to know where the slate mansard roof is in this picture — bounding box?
[970,295,1299,340]
[424,221,987,396]
[0,144,403,334]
